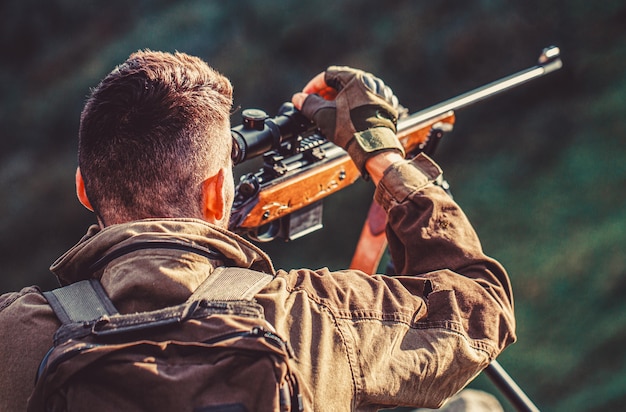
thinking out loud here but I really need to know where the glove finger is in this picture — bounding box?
[390,93,399,109]
[325,66,364,92]
[381,85,395,104]
[361,73,378,93]
[357,72,400,114]
[373,77,389,100]
[301,93,336,120]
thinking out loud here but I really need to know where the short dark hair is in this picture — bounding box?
[78,50,233,224]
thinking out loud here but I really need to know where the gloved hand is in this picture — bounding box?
[294,66,405,178]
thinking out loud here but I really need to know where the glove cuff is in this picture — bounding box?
[373,153,442,211]
[348,127,405,179]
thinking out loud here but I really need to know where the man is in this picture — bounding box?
[0,50,515,410]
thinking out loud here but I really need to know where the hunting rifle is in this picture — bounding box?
[230,46,563,412]
[229,46,562,246]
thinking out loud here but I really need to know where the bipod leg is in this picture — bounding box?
[484,360,540,412]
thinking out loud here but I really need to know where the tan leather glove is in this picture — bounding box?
[301,66,405,178]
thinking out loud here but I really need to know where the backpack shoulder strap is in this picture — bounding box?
[43,279,119,324]
[43,267,273,325]
[189,267,274,301]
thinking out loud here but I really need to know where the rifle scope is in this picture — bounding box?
[231,103,315,165]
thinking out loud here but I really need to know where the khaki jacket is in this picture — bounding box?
[0,154,515,411]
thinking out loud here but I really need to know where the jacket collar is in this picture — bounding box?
[50,219,274,310]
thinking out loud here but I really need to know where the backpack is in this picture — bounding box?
[28,267,304,412]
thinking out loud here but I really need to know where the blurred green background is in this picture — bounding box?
[1,1,625,410]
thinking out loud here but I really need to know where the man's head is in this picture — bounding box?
[77,50,234,227]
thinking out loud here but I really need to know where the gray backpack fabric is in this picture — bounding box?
[28,267,304,412]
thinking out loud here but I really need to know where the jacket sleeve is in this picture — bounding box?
[355,153,516,407]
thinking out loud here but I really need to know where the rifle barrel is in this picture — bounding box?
[398,46,562,132]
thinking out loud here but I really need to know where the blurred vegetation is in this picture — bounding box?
[1,1,625,410]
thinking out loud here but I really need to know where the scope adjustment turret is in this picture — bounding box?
[242,109,268,131]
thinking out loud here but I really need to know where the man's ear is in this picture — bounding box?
[201,168,226,224]
[75,167,94,211]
